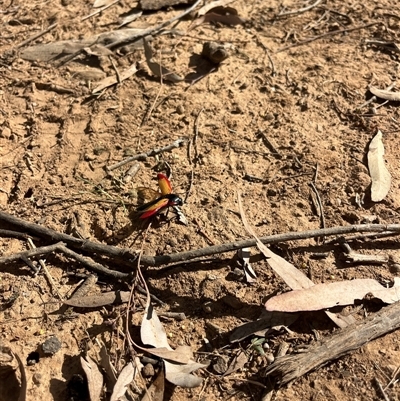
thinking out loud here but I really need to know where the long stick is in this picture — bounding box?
[1,211,400,267]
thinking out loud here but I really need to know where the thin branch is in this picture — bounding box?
[276,22,382,53]
[15,23,58,49]
[0,211,137,262]
[0,241,130,279]
[106,137,188,172]
[277,0,322,17]
[1,210,400,268]
[81,0,121,22]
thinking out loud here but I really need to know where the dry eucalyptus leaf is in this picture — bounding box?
[21,29,149,62]
[110,360,142,401]
[229,312,299,342]
[143,38,184,83]
[92,63,138,94]
[119,10,143,28]
[265,278,400,312]
[164,358,206,388]
[80,356,104,401]
[99,345,117,392]
[237,192,314,290]
[369,85,400,101]
[368,130,391,202]
[141,303,171,349]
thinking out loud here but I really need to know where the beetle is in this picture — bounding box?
[136,173,183,219]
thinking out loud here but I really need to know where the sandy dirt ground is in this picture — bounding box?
[1,0,400,400]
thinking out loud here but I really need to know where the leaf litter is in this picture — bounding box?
[368,130,391,202]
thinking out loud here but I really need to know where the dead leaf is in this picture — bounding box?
[141,303,172,349]
[110,360,143,401]
[229,312,299,342]
[265,278,400,312]
[99,345,117,393]
[80,356,103,401]
[143,38,184,83]
[92,63,138,94]
[63,291,130,307]
[369,85,400,101]
[20,29,150,62]
[119,10,143,28]
[237,192,314,290]
[140,306,206,387]
[368,130,391,202]
[164,359,206,388]
[141,368,165,401]
[237,192,355,328]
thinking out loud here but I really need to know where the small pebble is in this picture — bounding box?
[202,302,212,313]
[142,363,155,377]
[265,353,275,364]
[32,373,42,385]
[42,336,62,355]
[201,41,232,64]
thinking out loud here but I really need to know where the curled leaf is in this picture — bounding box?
[369,85,400,101]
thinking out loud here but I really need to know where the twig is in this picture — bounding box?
[107,137,188,172]
[0,211,137,262]
[265,301,400,386]
[105,0,203,50]
[27,238,63,299]
[278,0,322,17]
[384,365,400,390]
[2,210,400,268]
[81,0,121,22]
[15,23,58,49]
[276,22,382,53]
[109,56,122,84]
[0,229,34,240]
[310,182,325,231]
[0,242,130,279]
[192,107,203,165]
[375,377,391,401]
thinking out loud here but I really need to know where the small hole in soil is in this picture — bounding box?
[27,351,40,366]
